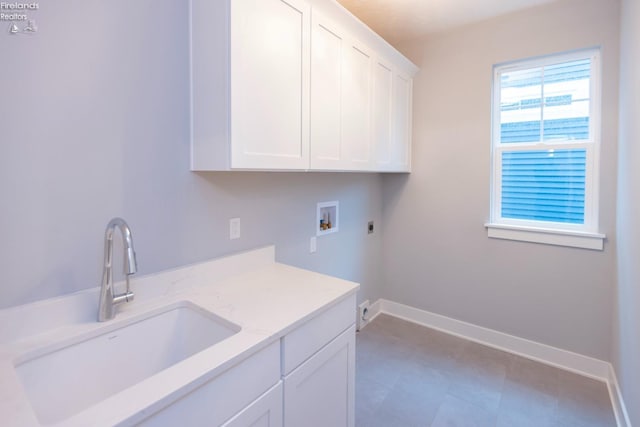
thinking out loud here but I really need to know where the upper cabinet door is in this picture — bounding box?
[392,72,413,172]
[372,57,394,171]
[342,39,374,170]
[310,15,374,172]
[310,13,345,170]
[230,0,310,170]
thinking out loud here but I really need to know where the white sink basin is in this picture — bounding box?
[14,301,240,425]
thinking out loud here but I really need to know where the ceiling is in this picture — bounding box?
[336,0,559,45]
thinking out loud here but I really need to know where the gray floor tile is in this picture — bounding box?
[356,314,616,427]
[505,356,560,397]
[497,380,558,427]
[430,394,497,427]
[556,370,616,427]
[356,377,393,416]
[500,377,558,414]
[446,340,511,412]
[413,331,468,374]
[496,405,556,427]
[358,346,411,388]
[446,371,504,413]
[373,386,441,427]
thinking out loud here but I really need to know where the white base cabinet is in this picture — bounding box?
[222,382,283,427]
[281,295,356,427]
[283,327,355,427]
[138,341,281,427]
[139,295,357,427]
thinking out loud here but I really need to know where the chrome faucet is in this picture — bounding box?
[98,218,137,321]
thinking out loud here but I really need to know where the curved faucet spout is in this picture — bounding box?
[105,218,138,275]
[98,218,137,322]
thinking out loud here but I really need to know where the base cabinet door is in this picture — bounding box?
[283,326,355,427]
[138,342,280,427]
[222,382,283,427]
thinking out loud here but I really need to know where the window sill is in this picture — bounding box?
[485,223,605,250]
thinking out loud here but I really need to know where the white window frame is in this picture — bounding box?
[486,49,605,250]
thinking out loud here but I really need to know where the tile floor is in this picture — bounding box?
[355,314,616,427]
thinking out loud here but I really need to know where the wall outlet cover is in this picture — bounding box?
[357,300,370,331]
[229,218,241,240]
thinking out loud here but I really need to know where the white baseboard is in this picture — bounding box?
[607,364,633,427]
[370,299,631,427]
[368,299,382,323]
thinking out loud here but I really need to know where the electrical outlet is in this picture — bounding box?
[310,236,317,253]
[357,300,370,331]
[229,218,241,240]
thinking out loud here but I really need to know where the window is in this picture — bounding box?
[487,49,605,250]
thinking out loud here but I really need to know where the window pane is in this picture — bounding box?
[544,59,591,85]
[501,149,586,224]
[543,110,589,141]
[543,59,591,141]
[500,68,542,143]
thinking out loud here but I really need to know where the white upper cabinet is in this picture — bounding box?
[190,0,418,172]
[341,39,374,170]
[230,0,310,170]
[392,72,413,171]
[372,57,395,171]
[310,14,345,170]
[191,0,310,171]
[373,65,413,172]
[310,15,375,171]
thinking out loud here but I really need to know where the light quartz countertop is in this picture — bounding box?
[0,246,360,427]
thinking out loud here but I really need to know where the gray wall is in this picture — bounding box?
[0,1,384,309]
[385,0,619,360]
[614,0,640,421]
